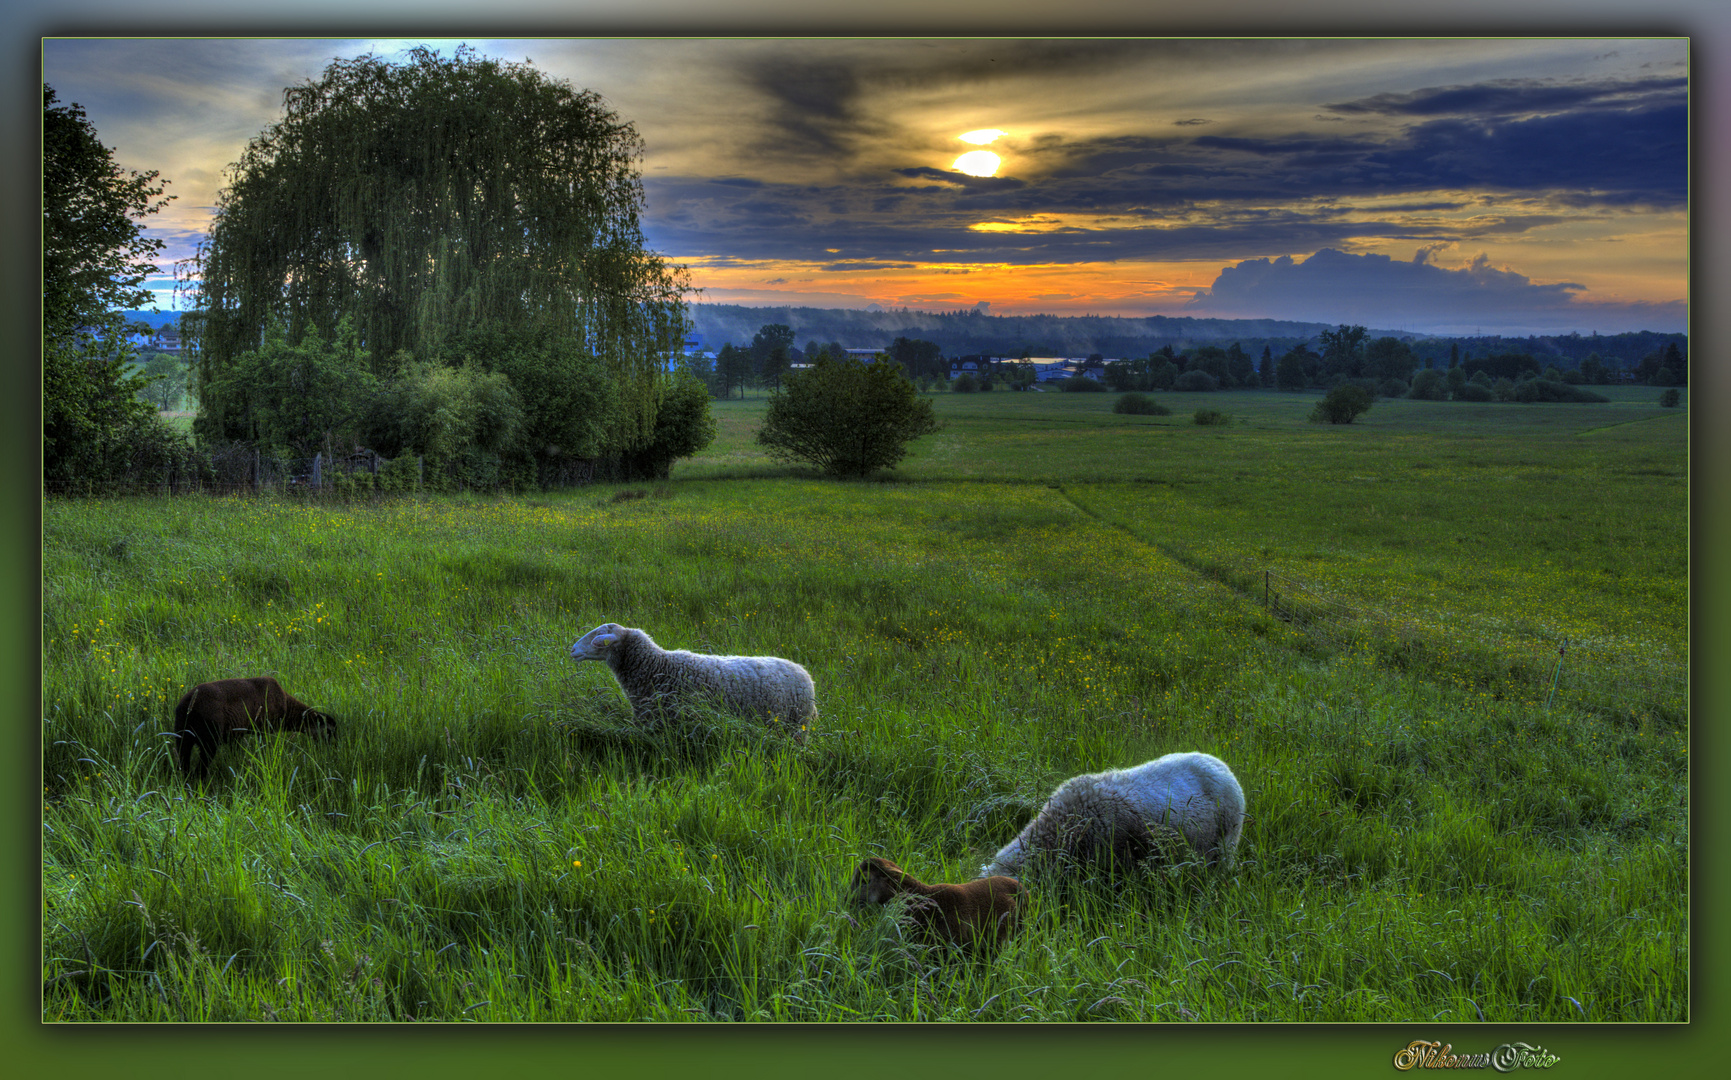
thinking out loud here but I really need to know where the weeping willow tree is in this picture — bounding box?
[185,46,690,453]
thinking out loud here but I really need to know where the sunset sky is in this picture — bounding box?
[42,36,1689,336]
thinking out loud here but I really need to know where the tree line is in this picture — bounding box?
[682,321,1687,403]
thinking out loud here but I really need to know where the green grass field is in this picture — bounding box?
[43,386,1688,1021]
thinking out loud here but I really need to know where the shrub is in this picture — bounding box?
[1113,392,1170,416]
[618,370,718,480]
[1659,388,1682,408]
[756,356,940,477]
[951,372,978,393]
[1193,408,1230,426]
[1377,377,1410,399]
[1456,382,1494,402]
[1492,377,1517,402]
[1060,376,1108,392]
[1173,369,1219,392]
[1309,383,1373,424]
[1408,369,1449,401]
[1515,378,1611,404]
[376,454,421,492]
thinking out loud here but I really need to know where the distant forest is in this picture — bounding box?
[120,305,1687,370]
[689,303,1686,369]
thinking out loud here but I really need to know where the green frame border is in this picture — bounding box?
[11,7,1720,1080]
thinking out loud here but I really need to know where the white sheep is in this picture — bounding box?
[979,751,1245,878]
[568,622,815,739]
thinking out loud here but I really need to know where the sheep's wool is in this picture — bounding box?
[981,751,1245,877]
[570,623,816,735]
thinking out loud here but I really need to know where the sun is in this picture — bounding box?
[953,150,1001,177]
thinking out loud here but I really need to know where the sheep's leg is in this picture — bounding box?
[175,728,196,776]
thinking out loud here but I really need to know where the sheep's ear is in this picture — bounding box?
[593,633,618,648]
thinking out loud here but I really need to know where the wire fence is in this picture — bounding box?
[1260,569,1687,728]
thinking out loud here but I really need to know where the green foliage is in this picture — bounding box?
[1513,379,1610,404]
[887,336,946,381]
[1317,324,1369,378]
[1060,376,1109,393]
[756,357,940,476]
[195,318,380,455]
[1276,348,1310,391]
[618,371,718,480]
[446,324,617,476]
[1364,337,1417,382]
[185,45,688,452]
[1658,388,1682,408]
[1456,382,1494,403]
[388,359,523,461]
[375,454,422,492]
[1173,369,1219,392]
[1309,383,1374,424]
[1112,392,1170,416]
[1192,408,1230,426]
[136,354,189,411]
[951,372,979,393]
[42,86,173,334]
[1407,369,1449,401]
[42,85,180,489]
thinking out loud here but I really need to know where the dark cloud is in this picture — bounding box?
[892,166,1027,191]
[1325,75,1685,117]
[1186,247,1683,333]
[1326,105,1687,207]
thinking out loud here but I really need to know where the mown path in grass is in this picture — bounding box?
[42,388,1687,1022]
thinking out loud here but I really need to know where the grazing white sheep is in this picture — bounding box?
[980,751,1245,877]
[568,622,815,739]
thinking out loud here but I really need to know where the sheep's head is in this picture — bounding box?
[288,707,338,740]
[849,857,908,906]
[570,623,625,663]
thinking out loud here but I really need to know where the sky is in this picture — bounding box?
[42,36,1690,336]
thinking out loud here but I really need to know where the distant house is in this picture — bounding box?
[1029,358,1073,383]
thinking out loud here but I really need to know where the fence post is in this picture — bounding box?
[312,452,323,490]
[1546,639,1569,711]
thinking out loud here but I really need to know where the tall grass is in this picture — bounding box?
[41,391,1687,1022]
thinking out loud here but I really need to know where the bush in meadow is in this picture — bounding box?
[1309,383,1373,424]
[756,356,940,477]
[1113,392,1170,416]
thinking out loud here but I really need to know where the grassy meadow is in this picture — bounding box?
[43,385,1688,1022]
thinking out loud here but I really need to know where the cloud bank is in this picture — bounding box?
[1186,248,1685,335]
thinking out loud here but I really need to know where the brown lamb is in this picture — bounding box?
[848,856,1023,950]
[171,676,337,779]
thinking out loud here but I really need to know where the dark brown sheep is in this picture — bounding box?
[848,856,1023,950]
[171,677,337,778]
